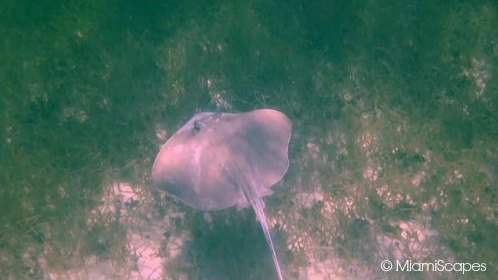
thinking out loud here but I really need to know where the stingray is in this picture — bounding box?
[152,109,291,280]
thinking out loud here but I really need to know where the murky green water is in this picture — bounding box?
[1,1,497,279]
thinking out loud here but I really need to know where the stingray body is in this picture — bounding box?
[152,109,291,280]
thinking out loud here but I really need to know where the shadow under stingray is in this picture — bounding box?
[183,209,286,280]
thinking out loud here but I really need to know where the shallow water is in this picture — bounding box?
[1,1,497,279]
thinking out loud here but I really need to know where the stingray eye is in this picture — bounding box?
[193,120,202,134]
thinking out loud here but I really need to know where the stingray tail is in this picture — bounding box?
[242,185,284,280]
